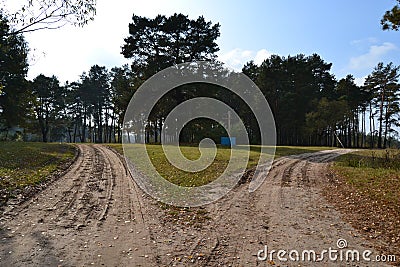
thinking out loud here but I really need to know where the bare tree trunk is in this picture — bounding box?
[154,120,158,143]
[377,85,386,149]
[118,123,122,143]
[109,115,114,143]
[362,109,366,147]
[383,86,394,149]
[82,108,87,143]
[159,118,163,144]
[126,129,131,143]
[88,118,92,143]
[383,103,390,148]
[369,102,374,148]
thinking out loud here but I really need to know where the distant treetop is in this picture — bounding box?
[381,0,400,31]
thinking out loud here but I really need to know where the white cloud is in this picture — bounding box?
[218,48,254,70]
[218,48,273,71]
[354,76,367,86]
[348,42,397,71]
[350,37,378,47]
[254,49,272,65]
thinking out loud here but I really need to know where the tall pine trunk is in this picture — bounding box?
[369,102,374,148]
[377,85,386,149]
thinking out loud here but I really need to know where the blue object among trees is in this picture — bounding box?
[221,137,236,146]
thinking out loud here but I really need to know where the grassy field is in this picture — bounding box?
[0,142,75,203]
[327,149,400,257]
[108,144,332,187]
[333,149,400,206]
[0,142,330,195]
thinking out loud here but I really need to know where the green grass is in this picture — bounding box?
[0,142,75,200]
[330,149,400,257]
[108,144,333,187]
[333,149,400,206]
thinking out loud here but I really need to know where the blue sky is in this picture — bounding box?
[15,0,400,85]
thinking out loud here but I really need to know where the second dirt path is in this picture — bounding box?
[150,149,391,266]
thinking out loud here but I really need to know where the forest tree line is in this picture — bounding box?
[0,12,399,148]
[243,57,400,148]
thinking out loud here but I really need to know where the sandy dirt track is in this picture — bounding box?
[0,144,157,267]
[0,145,392,266]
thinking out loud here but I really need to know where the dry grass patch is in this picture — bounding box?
[325,149,400,263]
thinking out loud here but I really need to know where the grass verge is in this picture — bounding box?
[107,144,332,187]
[0,142,76,205]
[324,149,400,262]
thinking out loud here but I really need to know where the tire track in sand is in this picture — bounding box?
[173,149,392,266]
[0,144,157,267]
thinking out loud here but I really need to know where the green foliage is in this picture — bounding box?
[80,65,111,143]
[0,9,398,148]
[365,62,400,148]
[244,57,400,148]
[59,65,115,143]
[27,64,134,144]
[245,54,338,145]
[32,74,65,142]
[0,12,30,132]
[121,13,220,78]
[306,97,348,135]
[382,1,400,31]
[110,65,138,126]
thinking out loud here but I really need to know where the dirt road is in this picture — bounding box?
[0,144,157,267]
[0,145,392,266]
